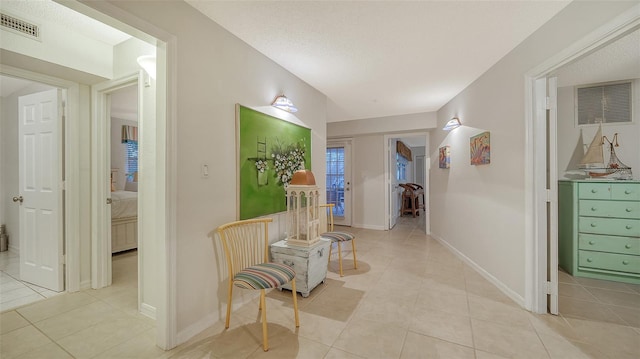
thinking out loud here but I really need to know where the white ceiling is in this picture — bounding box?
[1,0,131,46]
[186,0,571,122]
[2,0,638,134]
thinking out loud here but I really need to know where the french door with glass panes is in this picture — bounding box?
[326,141,352,226]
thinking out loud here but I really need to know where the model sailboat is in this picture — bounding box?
[580,125,632,179]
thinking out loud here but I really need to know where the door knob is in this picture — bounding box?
[106,198,113,205]
[12,196,23,204]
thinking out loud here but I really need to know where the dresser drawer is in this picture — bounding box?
[578,183,611,200]
[579,250,640,274]
[579,217,640,237]
[579,200,640,219]
[611,183,640,201]
[578,234,640,255]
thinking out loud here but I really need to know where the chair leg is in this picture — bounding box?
[328,242,333,266]
[260,289,268,351]
[291,279,300,327]
[225,281,233,329]
[338,241,344,277]
[351,239,358,270]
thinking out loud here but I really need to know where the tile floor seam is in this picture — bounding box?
[405,327,476,351]
[26,317,76,359]
[530,317,554,359]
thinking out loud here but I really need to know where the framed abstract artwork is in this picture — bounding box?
[236,105,312,220]
[438,146,450,169]
[470,131,490,165]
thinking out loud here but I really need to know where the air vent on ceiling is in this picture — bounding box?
[1,12,40,40]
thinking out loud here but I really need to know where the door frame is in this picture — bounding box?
[66,0,177,349]
[383,132,429,232]
[0,65,81,293]
[524,5,640,313]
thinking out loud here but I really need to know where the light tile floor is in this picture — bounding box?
[0,251,63,312]
[1,216,639,358]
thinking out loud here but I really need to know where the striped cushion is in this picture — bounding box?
[233,263,296,290]
[321,231,355,242]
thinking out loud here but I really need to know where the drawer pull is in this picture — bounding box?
[283,259,294,267]
[625,244,632,249]
[591,189,598,193]
[625,190,632,195]
[627,208,633,212]
[590,223,597,227]
[626,225,632,230]
[622,260,629,265]
[586,258,593,263]
[588,241,595,245]
[591,207,597,211]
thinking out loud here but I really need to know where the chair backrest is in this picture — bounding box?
[399,183,414,196]
[318,204,334,233]
[217,218,273,278]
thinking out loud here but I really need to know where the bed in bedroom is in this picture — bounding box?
[111,181,138,253]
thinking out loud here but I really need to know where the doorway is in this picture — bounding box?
[527,9,640,315]
[108,83,140,292]
[384,133,429,232]
[0,76,66,311]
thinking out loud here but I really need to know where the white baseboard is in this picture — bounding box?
[79,280,92,291]
[140,302,156,320]
[176,292,259,345]
[430,233,525,308]
[177,312,218,345]
[352,223,386,231]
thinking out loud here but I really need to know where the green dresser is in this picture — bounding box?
[558,180,640,284]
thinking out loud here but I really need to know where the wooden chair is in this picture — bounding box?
[399,183,419,217]
[319,204,357,277]
[217,218,300,352]
[407,183,425,213]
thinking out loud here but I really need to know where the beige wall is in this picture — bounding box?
[430,1,638,302]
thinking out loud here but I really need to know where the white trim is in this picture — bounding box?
[432,233,525,307]
[351,224,387,231]
[0,65,81,293]
[140,302,157,320]
[524,4,640,314]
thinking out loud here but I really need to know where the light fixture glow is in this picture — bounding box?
[271,94,298,113]
[136,55,156,79]
[443,117,461,131]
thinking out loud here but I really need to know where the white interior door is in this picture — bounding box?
[18,88,64,292]
[326,141,352,226]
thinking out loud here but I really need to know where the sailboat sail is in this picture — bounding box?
[580,125,604,167]
[579,125,632,179]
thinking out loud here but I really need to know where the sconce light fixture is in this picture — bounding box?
[136,55,156,80]
[272,94,298,113]
[443,117,461,131]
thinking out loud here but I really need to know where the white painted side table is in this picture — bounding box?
[270,238,330,297]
